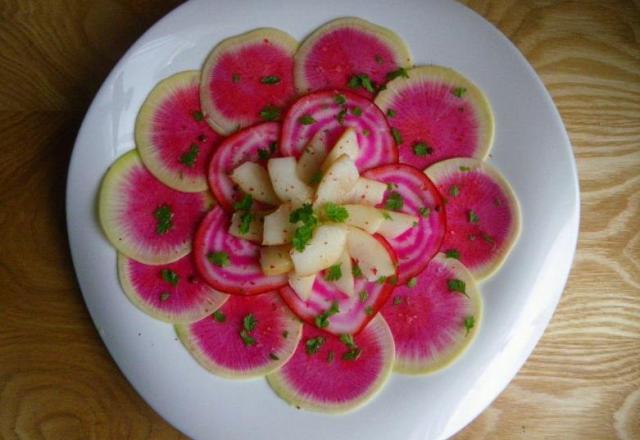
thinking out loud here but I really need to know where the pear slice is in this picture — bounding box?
[288,272,316,301]
[260,245,293,276]
[376,211,419,239]
[230,162,279,205]
[321,127,359,171]
[345,226,395,282]
[347,177,387,206]
[328,249,354,297]
[290,224,347,276]
[263,203,294,245]
[297,130,328,184]
[314,155,360,207]
[342,204,385,234]
[268,157,314,204]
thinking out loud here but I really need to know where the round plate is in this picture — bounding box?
[66,1,579,438]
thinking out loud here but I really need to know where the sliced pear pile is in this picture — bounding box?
[228,127,419,301]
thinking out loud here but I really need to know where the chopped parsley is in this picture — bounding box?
[340,334,355,347]
[231,73,240,83]
[259,105,281,121]
[452,87,467,98]
[342,347,362,361]
[315,302,339,328]
[323,203,349,222]
[212,310,226,322]
[482,233,495,244]
[358,291,368,303]
[459,165,471,172]
[413,142,432,156]
[447,278,468,297]
[386,109,396,117]
[445,249,461,259]
[362,129,370,136]
[239,330,256,346]
[376,276,387,285]
[419,206,431,218]
[305,336,325,355]
[388,275,398,285]
[179,143,199,167]
[309,172,323,185]
[153,204,173,235]
[351,106,362,116]
[464,315,475,336]
[298,114,316,125]
[336,108,347,125]
[192,110,204,121]
[234,194,253,211]
[407,277,418,288]
[393,296,403,305]
[257,148,271,161]
[468,210,479,224]
[347,74,375,93]
[243,314,257,332]
[381,210,392,220]
[364,305,373,316]
[385,191,404,211]
[352,264,363,279]
[289,204,318,252]
[391,127,403,145]
[260,75,281,85]
[238,212,253,234]
[324,264,342,281]
[334,94,346,105]
[449,185,460,197]
[207,251,230,267]
[161,269,179,286]
[386,67,409,81]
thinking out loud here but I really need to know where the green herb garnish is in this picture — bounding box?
[212,310,226,322]
[385,191,404,211]
[231,73,240,83]
[342,347,362,361]
[386,67,409,81]
[336,108,347,125]
[452,87,467,98]
[323,203,349,223]
[407,277,418,288]
[386,109,396,117]
[324,264,342,281]
[358,290,368,303]
[161,269,179,286]
[391,127,403,145]
[347,74,375,93]
[364,306,373,316]
[468,210,479,224]
[192,110,204,121]
[298,114,316,125]
[305,336,325,355]
[393,296,403,305]
[257,148,271,161]
[259,105,281,121]
[315,302,340,328]
[351,106,362,116]
[352,264,363,279]
[447,278,468,297]
[334,94,346,105]
[459,166,471,172]
[239,329,256,346]
[419,206,431,218]
[413,142,432,156]
[260,75,281,85]
[449,185,460,197]
[445,249,460,259]
[179,143,199,167]
[243,313,257,332]
[339,334,355,347]
[153,204,173,235]
[234,194,253,211]
[289,204,318,252]
[464,315,475,336]
[207,251,230,267]
[309,172,323,185]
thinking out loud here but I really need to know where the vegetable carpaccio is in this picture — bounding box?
[97,16,520,415]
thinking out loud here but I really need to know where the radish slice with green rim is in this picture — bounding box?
[267,315,394,413]
[375,65,495,168]
[193,206,288,295]
[425,158,521,280]
[207,122,280,211]
[363,164,446,283]
[381,253,482,374]
[135,71,224,192]
[176,292,302,379]
[118,252,228,323]
[201,28,298,135]
[280,90,397,171]
[98,150,212,265]
[294,17,412,99]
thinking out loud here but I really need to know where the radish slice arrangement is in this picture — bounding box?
[97,17,520,414]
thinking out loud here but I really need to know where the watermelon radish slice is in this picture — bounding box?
[208,122,279,211]
[135,71,224,192]
[279,235,397,336]
[374,65,495,168]
[280,90,397,171]
[381,253,482,374]
[294,17,412,99]
[193,206,287,295]
[176,291,302,378]
[98,150,211,265]
[118,252,228,323]
[201,28,298,135]
[363,164,446,283]
[267,315,394,413]
[425,158,521,280]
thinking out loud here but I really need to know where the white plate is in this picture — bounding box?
[66,0,579,438]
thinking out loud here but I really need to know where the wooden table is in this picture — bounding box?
[1,1,638,438]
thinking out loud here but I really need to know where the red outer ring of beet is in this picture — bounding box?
[279,234,398,336]
[363,163,447,282]
[193,208,288,296]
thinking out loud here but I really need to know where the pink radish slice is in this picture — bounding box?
[207,122,279,211]
[363,164,446,283]
[374,65,495,168]
[98,150,212,265]
[280,90,397,171]
[381,253,481,374]
[279,235,397,336]
[118,252,228,323]
[201,28,298,135]
[267,315,394,413]
[176,291,302,378]
[294,17,412,99]
[425,158,521,280]
[135,71,224,192]
[193,206,287,295]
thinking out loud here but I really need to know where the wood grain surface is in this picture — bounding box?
[0,0,638,438]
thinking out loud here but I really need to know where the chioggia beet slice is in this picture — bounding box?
[201,28,298,134]
[267,315,394,413]
[176,291,302,378]
[375,65,495,168]
[425,158,521,280]
[381,253,482,374]
[294,17,412,98]
[135,70,224,192]
[98,150,212,264]
[118,252,228,323]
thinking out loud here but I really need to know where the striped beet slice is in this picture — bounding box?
[267,315,394,413]
[193,206,287,295]
[280,90,397,171]
[363,164,446,283]
[279,235,397,336]
[201,28,298,135]
[381,253,482,374]
[98,150,212,265]
[176,292,302,378]
[294,17,412,99]
[425,158,521,280]
[375,65,495,168]
[118,252,228,323]
[207,122,280,211]
[135,71,224,192]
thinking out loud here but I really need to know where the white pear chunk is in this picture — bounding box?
[345,226,395,282]
[342,204,385,234]
[328,249,354,297]
[229,212,263,242]
[290,225,347,276]
[230,162,279,205]
[262,203,293,245]
[322,127,359,171]
[314,155,360,207]
[268,157,314,204]
[376,211,419,239]
[347,177,387,206]
[288,272,316,301]
[297,130,328,184]
[260,245,293,276]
